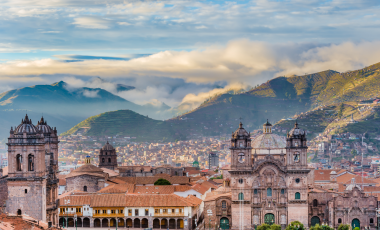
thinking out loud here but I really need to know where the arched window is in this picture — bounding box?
[238,193,244,200]
[267,188,272,197]
[338,218,342,224]
[370,218,374,224]
[28,154,34,171]
[238,153,245,163]
[295,192,301,200]
[17,209,21,215]
[254,189,258,195]
[102,158,105,163]
[281,189,285,194]
[238,179,243,184]
[222,201,226,208]
[83,186,87,192]
[16,154,22,171]
[108,158,111,163]
[313,199,318,207]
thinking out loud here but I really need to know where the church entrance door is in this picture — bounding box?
[220,218,229,230]
[311,216,320,226]
[264,213,275,225]
[352,219,360,229]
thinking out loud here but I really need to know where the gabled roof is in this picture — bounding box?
[191,184,209,195]
[204,192,231,202]
[180,195,202,206]
[314,170,334,181]
[59,194,92,206]
[133,185,175,195]
[91,194,126,207]
[97,184,135,194]
[66,164,107,179]
[174,185,192,192]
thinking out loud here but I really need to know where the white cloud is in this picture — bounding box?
[82,89,100,98]
[73,16,111,29]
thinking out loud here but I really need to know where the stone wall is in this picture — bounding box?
[0,177,8,209]
[6,180,46,221]
[66,175,103,192]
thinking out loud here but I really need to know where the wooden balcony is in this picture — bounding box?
[93,213,125,218]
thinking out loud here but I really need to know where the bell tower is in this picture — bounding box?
[230,122,252,170]
[98,141,118,170]
[285,121,310,227]
[230,122,252,229]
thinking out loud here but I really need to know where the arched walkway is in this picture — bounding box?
[153,219,160,229]
[352,219,360,229]
[311,216,320,227]
[102,219,109,228]
[118,218,125,227]
[59,218,66,227]
[169,219,176,229]
[94,219,101,228]
[264,213,275,225]
[177,219,184,229]
[161,219,168,229]
[76,218,82,227]
[83,218,90,227]
[68,218,75,227]
[220,217,229,230]
[110,218,116,227]
[134,218,141,228]
[142,218,149,228]
[126,218,133,228]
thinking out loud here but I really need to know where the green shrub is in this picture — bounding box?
[154,178,171,185]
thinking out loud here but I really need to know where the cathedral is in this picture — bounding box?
[229,120,310,229]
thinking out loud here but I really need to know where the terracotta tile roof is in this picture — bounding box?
[213,179,224,184]
[180,195,202,206]
[58,189,86,199]
[98,184,135,194]
[107,177,128,184]
[191,184,209,195]
[314,170,334,181]
[200,180,218,190]
[372,177,380,185]
[59,178,66,186]
[101,167,119,177]
[174,185,192,192]
[204,192,231,202]
[118,176,191,185]
[66,164,107,179]
[134,185,175,195]
[336,173,356,183]
[124,194,193,207]
[220,165,231,170]
[364,186,380,192]
[59,195,92,206]
[187,170,201,175]
[117,166,152,173]
[343,176,375,185]
[91,194,126,207]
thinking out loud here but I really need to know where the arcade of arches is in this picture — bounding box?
[59,217,186,228]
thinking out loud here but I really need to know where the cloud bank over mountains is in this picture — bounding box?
[1,39,380,110]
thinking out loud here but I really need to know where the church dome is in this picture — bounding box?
[102,141,115,150]
[232,122,249,138]
[288,121,305,137]
[252,133,286,149]
[14,114,38,134]
[36,117,52,134]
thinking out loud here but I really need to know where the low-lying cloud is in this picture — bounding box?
[1,39,380,110]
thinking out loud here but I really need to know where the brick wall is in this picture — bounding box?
[66,175,103,192]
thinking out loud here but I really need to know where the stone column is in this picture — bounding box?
[90,218,94,228]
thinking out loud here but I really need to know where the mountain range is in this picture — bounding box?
[2,62,380,142]
[63,62,380,141]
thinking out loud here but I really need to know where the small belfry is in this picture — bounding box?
[6,114,59,226]
[98,141,118,170]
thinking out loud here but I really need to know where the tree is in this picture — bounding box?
[286,221,305,230]
[338,103,344,119]
[354,228,360,230]
[270,224,282,230]
[337,224,350,230]
[154,178,171,185]
[257,224,271,230]
[351,149,357,156]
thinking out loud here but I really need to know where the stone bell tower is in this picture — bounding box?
[98,141,118,170]
[230,122,252,229]
[6,115,47,221]
[285,121,310,226]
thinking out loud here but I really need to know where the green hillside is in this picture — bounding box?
[62,110,178,142]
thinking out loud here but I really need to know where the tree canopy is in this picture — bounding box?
[154,178,172,185]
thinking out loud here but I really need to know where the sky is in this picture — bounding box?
[1,0,380,109]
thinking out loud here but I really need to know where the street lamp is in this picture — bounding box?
[64,199,70,229]
[74,214,77,230]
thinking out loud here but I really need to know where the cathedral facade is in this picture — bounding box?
[229,121,310,229]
